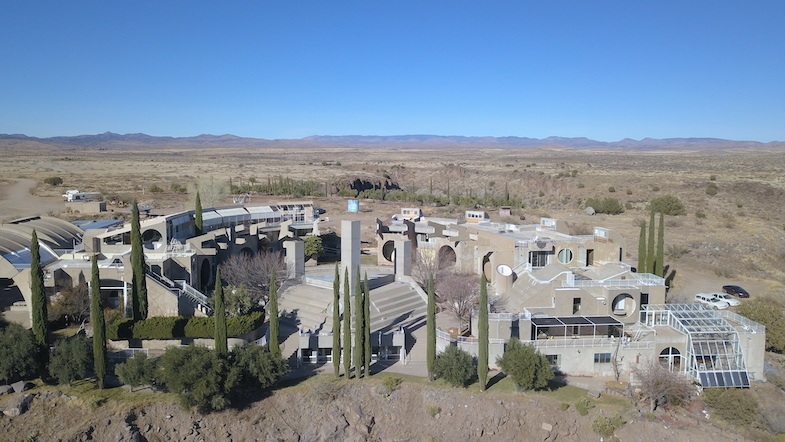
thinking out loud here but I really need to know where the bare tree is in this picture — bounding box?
[411,247,447,290]
[632,358,693,413]
[190,178,228,208]
[436,272,480,331]
[219,251,287,306]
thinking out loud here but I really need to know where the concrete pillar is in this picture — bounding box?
[283,240,305,280]
[341,220,361,297]
[394,239,412,279]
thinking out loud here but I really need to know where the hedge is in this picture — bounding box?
[107,311,265,340]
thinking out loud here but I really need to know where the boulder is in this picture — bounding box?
[0,385,12,395]
[11,380,31,393]
[3,393,33,417]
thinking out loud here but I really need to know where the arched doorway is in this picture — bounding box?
[660,347,681,371]
[611,293,636,318]
[141,229,163,249]
[382,240,395,262]
[200,258,212,290]
[437,246,456,270]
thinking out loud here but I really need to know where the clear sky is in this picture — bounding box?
[1,2,784,141]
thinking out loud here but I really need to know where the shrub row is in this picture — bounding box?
[107,311,265,340]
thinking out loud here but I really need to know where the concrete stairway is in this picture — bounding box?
[368,281,427,333]
[279,284,334,332]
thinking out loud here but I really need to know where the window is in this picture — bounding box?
[545,354,560,365]
[530,251,549,267]
[572,297,581,314]
[557,248,573,264]
[594,353,612,364]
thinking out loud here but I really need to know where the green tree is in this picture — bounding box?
[230,344,289,391]
[49,335,92,385]
[0,320,41,384]
[637,222,647,273]
[353,268,364,378]
[434,345,475,388]
[332,264,341,378]
[363,273,371,377]
[496,338,554,391]
[304,235,324,261]
[115,352,158,391]
[157,345,233,411]
[131,201,148,320]
[342,267,351,377]
[737,298,785,353]
[29,230,48,349]
[267,269,280,358]
[213,268,228,355]
[478,273,489,391]
[646,208,656,274]
[650,194,686,216]
[426,275,436,381]
[194,191,203,234]
[90,256,107,389]
[655,212,665,277]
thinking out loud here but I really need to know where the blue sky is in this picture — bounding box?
[1,2,783,141]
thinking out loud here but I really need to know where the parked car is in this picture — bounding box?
[694,293,730,310]
[711,292,741,307]
[722,285,750,298]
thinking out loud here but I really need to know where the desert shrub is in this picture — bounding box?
[584,197,624,215]
[0,321,41,383]
[43,176,63,186]
[577,183,585,188]
[49,335,92,385]
[434,345,475,388]
[737,298,785,353]
[230,344,288,391]
[703,388,760,428]
[304,235,324,259]
[538,191,545,197]
[709,174,717,181]
[157,345,233,411]
[560,402,570,411]
[706,183,718,196]
[116,352,158,390]
[378,376,403,397]
[496,338,553,391]
[608,186,616,193]
[626,189,632,195]
[649,195,685,216]
[428,405,441,417]
[149,184,164,193]
[592,414,626,438]
[170,183,187,193]
[575,397,594,415]
[651,185,660,191]
[666,245,689,259]
[695,209,706,219]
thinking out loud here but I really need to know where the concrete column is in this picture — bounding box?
[283,240,305,280]
[341,220,361,297]
[394,239,412,279]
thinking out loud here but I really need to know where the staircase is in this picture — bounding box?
[278,284,333,332]
[368,281,427,333]
[144,269,213,316]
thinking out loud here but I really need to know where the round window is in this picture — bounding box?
[557,249,573,264]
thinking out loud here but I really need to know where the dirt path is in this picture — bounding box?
[0,178,64,220]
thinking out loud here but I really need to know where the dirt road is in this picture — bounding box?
[0,178,64,221]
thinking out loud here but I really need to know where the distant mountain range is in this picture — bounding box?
[0,132,782,150]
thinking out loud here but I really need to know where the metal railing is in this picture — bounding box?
[717,310,766,334]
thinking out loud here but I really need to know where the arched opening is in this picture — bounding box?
[611,293,636,317]
[382,240,395,262]
[437,246,456,270]
[141,229,162,245]
[200,258,211,289]
[482,252,493,280]
[660,347,682,371]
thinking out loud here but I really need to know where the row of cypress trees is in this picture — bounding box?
[330,264,372,379]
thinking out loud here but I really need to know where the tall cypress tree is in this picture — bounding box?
[332,264,341,378]
[426,274,436,381]
[646,208,656,274]
[637,222,647,272]
[363,272,371,377]
[478,273,489,391]
[131,201,148,320]
[214,268,227,355]
[353,268,363,378]
[90,255,106,389]
[30,230,48,348]
[268,269,280,357]
[342,267,352,378]
[655,212,665,278]
[194,191,203,234]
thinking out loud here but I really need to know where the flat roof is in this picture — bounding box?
[531,315,623,327]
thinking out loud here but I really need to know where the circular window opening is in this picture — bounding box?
[611,293,636,317]
[557,249,573,264]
